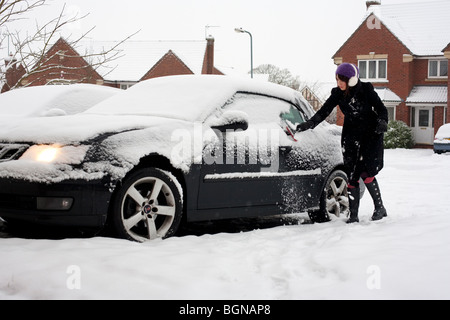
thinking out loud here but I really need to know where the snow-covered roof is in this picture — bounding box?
[366,1,450,56]
[82,40,208,82]
[406,86,448,104]
[374,88,402,103]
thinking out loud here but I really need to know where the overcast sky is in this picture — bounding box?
[2,0,440,83]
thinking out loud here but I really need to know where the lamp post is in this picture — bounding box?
[234,27,253,78]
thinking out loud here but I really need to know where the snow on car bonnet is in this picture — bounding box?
[85,75,302,122]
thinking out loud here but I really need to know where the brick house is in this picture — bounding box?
[98,36,223,89]
[301,83,338,124]
[1,56,26,93]
[333,1,449,146]
[2,36,223,92]
[1,38,103,92]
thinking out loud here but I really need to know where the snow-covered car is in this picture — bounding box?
[0,84,121,121]
[434,123,450,154]
[0,75,348,242]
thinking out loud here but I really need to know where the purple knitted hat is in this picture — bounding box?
[336,63,359,87]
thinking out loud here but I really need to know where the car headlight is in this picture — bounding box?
[20,144,89,164]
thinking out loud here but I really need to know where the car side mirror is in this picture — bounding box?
[211,121,248,132]
[210,110,249,132]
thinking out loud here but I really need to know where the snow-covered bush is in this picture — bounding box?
[384,120,414,149]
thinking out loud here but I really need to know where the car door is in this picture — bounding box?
[277,104,324,213]
[196,93,323,217]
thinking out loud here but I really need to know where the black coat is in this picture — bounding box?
[309,80,388,183]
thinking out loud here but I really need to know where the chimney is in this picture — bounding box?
[204,36,215,75]
[366,1,381,10]
[2,56,26,93]
[4,53,14,67]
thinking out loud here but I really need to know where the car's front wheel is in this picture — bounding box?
[110,168,183,242]
[309,170,349,223]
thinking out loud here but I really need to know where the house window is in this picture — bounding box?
[387,107,394,122]
[358,60,387,81]
[120,83,135,90]
[419,110,430,127]
[428,60,448,78]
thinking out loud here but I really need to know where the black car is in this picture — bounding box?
[0,75,349,242]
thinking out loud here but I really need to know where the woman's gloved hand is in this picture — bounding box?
[296,120,314,132]
[375,119,388,134]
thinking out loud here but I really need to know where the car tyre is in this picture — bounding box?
[309,170,349,223]
[110,168,183,242]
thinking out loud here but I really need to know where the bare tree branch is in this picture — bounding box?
[0,0,45,27]
[1,0,139,92]
[252,64,301,90]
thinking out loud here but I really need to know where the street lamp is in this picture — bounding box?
[234,27,253,78]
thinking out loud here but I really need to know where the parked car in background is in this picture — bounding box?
[0,84,120,120]
[434,123,450,154]
[0,75,349,242]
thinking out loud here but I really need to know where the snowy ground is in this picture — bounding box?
[0,148,449,300]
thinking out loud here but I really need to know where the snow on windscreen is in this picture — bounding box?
[224,93,291,123]
[85,75,304,122]
[0,84,120,117]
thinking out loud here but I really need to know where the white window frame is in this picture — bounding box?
[428,59,448,79]
[358,59,388,82]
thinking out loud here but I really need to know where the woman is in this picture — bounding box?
[297,62,388,223]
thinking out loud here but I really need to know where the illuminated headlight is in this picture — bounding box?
[20,144,90,164]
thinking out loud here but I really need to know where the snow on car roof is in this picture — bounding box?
[436,123,450,139]
[0,84,120,117]
[0,76,312,150]
[85,75,307,122]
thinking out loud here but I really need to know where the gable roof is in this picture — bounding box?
[84,40,208,82]
[366,1,450,56]
[140,50,194,80]
[442,43,450,53]
[42,38,104,80]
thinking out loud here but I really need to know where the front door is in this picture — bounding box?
[412,106,434,145]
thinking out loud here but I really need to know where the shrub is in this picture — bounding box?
[384,120,414,149]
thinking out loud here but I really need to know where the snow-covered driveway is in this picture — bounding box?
[1,148,449,300]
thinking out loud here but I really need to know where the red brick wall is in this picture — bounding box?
[434,106,445,136]
[24,38,103,86]
[448,58,450,124]
[141,50,193,80]
[334,16,449,131]
[1,60,26,93]
[334,16,413,126]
